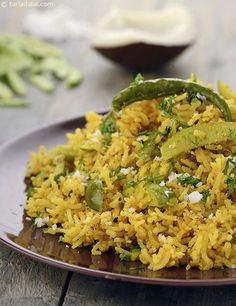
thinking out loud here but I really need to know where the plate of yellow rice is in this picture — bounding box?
[1,75,236,285]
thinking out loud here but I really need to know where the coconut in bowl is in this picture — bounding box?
[91,4,196,71]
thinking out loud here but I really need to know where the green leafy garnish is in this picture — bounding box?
[100,113,116,134]
[130,73,144,87]
[142,175,164,184]
[232,232,236,244]
[159,96,176,116]
[100,112,117,147]
[223,157,236,175]
[177,173,202,187]
[202,189,211,203]
[127,180,139,188]
[111,166,121,177]
[58,236,64,242]
[27,185,36,198]
[225,177,236,195]
[54,168,72,183]
[118,246,140,262]
[116,174,126,181]
[119,253,131,262]
[35,211,42,218]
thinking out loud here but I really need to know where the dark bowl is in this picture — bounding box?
[94,42,190,71]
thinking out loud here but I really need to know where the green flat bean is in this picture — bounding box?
[0,81,13,99]
[66,68,82,88]
[28,74,54,93]
[112,78,232,122]
[85,179,103,212]
[6,71,27,96]
[0,98,28,107]
[161,122,236,160]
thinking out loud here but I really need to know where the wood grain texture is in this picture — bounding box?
[0,244,67,306]
[63,274,236,306]
[0,5,69,306]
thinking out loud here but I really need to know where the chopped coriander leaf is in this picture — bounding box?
[35,211,42,218]
[225,177,236,195]
[189,73,197,82]
[119,253,131,262]
[100,113,116,135]
[27,185,36,198]
[223,157,235,175]
[202,189,211,202]
[142,175,164,184]
[58,236,64,242]
[111,166,121,176]
[161,125,172,136]
[116,174,126,181]
[131,245,141,251]
[232,232,236,244]
[78,158,85,167]
[177,174,201,187]
[130,73,144,87]
[54,169,71,183]
[138,130,153,136]
[100,112,116,147]
[127,180,138,188]
[159,96,176,116]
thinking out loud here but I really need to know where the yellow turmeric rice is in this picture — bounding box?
[25,76,236,271]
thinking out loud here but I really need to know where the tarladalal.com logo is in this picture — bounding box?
[0,1,54,8]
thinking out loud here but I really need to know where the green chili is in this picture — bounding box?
[161,122,236,160]
[112,78,232,122]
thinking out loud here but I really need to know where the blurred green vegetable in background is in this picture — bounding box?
[0,34,82,107]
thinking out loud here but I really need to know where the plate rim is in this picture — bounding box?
[2,237,236,286]
[1,113,236,287]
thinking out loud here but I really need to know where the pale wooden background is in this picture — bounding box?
[1,0,236,305]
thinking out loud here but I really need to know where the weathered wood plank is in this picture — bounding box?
[0,244,68,306]
[63,273,236,306]
[0,5,70,306]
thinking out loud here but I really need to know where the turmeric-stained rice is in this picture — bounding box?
[25,77,236,271]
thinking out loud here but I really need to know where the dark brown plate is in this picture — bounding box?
[1,115,236,286]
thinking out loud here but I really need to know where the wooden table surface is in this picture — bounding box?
[1,0,236,305]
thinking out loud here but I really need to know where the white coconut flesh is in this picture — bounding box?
[91,5,196,48]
